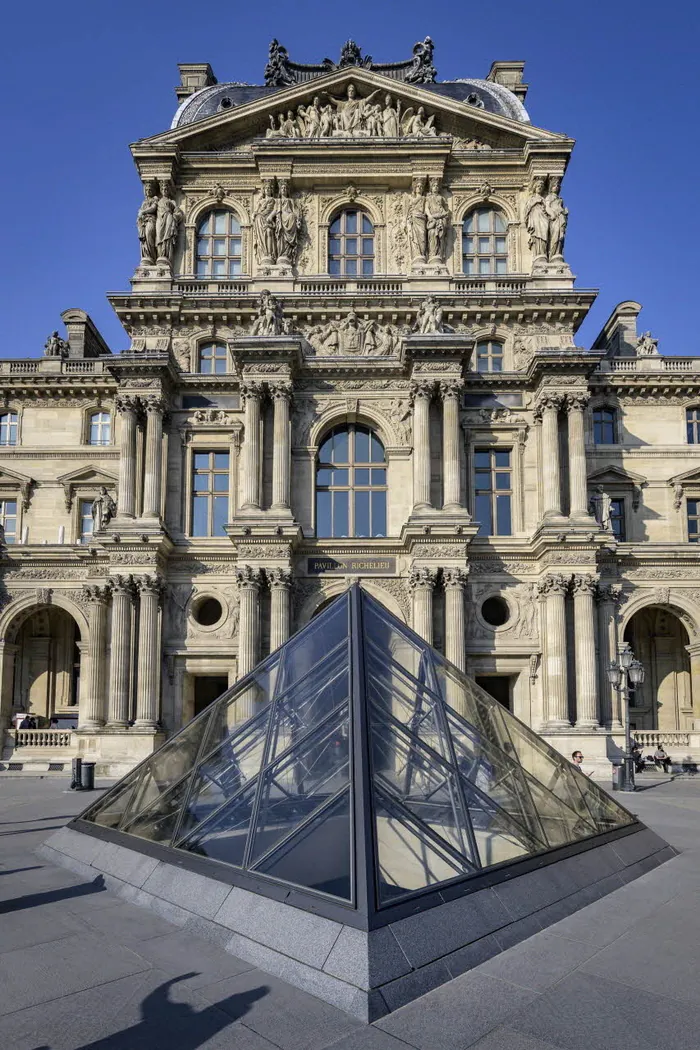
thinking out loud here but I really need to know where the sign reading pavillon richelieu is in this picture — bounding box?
[307,556,396,575]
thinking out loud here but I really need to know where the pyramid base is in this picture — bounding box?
[40,820,674,1021]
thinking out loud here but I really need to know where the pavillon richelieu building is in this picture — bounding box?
[2,37,700,776]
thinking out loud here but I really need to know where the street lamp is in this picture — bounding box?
[607,643,646,792]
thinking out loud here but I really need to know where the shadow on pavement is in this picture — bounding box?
[0,865,44,876]
[0,874,106,915]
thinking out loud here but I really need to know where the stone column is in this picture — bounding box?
[0,642,18,735]
[241,382,263,511]
[596,583,623,728]
[134,575,164,728]
[142,397,165,519]
[440,380,464,512]
[106,575,135,727]
[537,573,570,728]
[534,394,564,519]
[572,573,599,727]
[115,395,139,519]
[235,565,263,720]
[443,568,468,672]
[268,568,292,652]
[408,567,437,644]
[79,585,110,729]
[565,392,591,519]
[270,384,292,511]
[410,381,434,512]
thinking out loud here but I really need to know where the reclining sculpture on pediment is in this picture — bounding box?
[264,85,437,140]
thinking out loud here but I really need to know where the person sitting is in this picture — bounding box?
[631,742,645,773]
[653,745,672,774]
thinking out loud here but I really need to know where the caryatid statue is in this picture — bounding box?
[92,486,117,532]
[406,177,428,262]
[544,176,568,260]
[137,180,160,265]
[155,184,183,266]
[525,176,549,261]
[275,180,302,265]
[425,177,450,262]
[253,180,278,264]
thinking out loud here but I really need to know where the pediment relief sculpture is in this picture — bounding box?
[304,311,407,357]
[265,84,438,140]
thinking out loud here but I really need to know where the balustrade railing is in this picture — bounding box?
[633,730,691,749]
[13,729,73,748]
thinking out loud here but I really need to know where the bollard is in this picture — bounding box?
[80,761,95,791]
[70,756,83,790]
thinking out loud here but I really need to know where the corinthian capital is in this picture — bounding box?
[137,574,166,600]
[408,566,438,591]
[236,564,263,589]
[241,381,265,403]
[439,379,464,401]
[115,394,140,416]
[595,582,623,606]
[267,567,292,589]
[144,396,167,416]
[536,572,570,597]
[270,383,293,403]
[106,574,137,598]
[81,584,111,605]
[409,380,435,404]
[563,391,590,413]
[533,392,565,420]
[571,573,597,597]
[443,567,469,589]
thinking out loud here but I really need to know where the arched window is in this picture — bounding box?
[198,343,228,374]
[0,412,18,446]
[196,210,242,277]
[462,208,507,275]
[316,424,386,538]
[686,407,700,444]
[593,407,617,445]
[475,340,504,373]
[328,210,374,276]
[88,411,110,446]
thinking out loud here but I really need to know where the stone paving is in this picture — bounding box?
[1,775,700,1049]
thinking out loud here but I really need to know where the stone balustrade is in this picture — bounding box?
[633,730,693,749]
[14,729,73,748]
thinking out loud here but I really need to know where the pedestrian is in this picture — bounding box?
[571,750,592,777]
[49,717,59,729]
[28,716,37,729]
[653,745,672,774]
[19,715,30,730]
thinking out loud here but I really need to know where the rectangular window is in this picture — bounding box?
[688,499,700,543]
[80,500,94,544]
[687,409,700,444]
[593,407,617,445]
[0,413,18,446]
[610,498,626,541]
[190,451,230,537]
[0,499,17,543]
[473,449,512,537]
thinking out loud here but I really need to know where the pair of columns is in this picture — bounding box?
[240,382,292,512]
[81,575,164,731]
[411,380,464,513]
[116,395,166,520]
[236,565,293,679]
[408,566,469,671]
[535,392,590,520]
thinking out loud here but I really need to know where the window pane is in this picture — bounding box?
[474,473,491,490]
[345,258,357,275]
[474,451,490,468]
[329,217,341,234]
[317,468,332,486]
[370,433,384,462]
[213,212,227,234]
[193,474,208,492]
[355,428,369,462]
[355,490,370,537]
[464,259,474,274]
[477,209,490,232]
[475,494,492,536]
[329,238,341,254]
[193,453,209,468]
[494,450,510,468]
[214,453,229,469]
[213,239,226,255]
[371,468,386,485]
[355,468,370,485]
[372,491,386,537]
[332,468,349,486]
[362,238,373,254]
[476,358,489,373]
[317,490,332,536]
[214,357,227,373]
[213,259,225,275]
[213,496,228,536]
[333,491,349,537]
[192,496,208,536]
[495,258,507,274]
[496,495,512,535]
[362,258,374,275]
[495,472,510,490]
[332,428,348,463]
[362,214,373,233]
[478,258,490,274]
[229,216,241,234]
[329,258,341,275]
[199,216,212,234]
[196,260,208,275]
[213,473,229,492]
[345,238,357,254]
[345,212,357,233]
[492,357,503,372]
[494,212,506,232]
[478,237,491,253]
[197,238,209,255]
[464,214,474,233]
[464,237,474,253]
[495,237,507,253]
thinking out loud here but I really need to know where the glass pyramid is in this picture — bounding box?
[80,585,634,917]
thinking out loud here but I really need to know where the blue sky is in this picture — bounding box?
[2,0,697,357]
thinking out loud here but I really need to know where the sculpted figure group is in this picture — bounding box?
[405,177,450,264]
[266,84,437,140]
[524,175,568,263]
[306,310,406,357]
[137,180,184,268]
[252,179,302,267]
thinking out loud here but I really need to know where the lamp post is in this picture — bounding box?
[607,643,646,792]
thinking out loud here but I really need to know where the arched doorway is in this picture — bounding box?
[624,606,693,731]
[10,606,82,727]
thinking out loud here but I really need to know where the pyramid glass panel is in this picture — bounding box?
[80,585,635,921]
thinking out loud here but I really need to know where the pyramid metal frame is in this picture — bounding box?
[73,584,638,931]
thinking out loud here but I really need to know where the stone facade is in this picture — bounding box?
[2,41,700,774]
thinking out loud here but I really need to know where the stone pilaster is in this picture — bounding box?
[270,384,292,511]
[80,585,110,729]
[268,568,292,652]
[134,575,165,728]
[565,392,591,520]
[534,393,564,519]
[241,382,263,511]
[440,381,464,511]
[408,566,438,644]
[572,573,599,727]
[106,575,136,727]
[596,583,623,729]
[443,567,468,672]
[537,573,570,728]
[142,397,165,519]
[115,395,139,519]
[410,381,434,512]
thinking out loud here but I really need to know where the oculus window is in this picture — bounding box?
[475,340,504,373]
[0,412,18,446]
[474,448,512,537]
[687,408,700,444]
[198,343,228,375]
[196,210,242,277]
[89,412,111,446]
[191,451,229,537]
[328,210,374,276]
[316,424,386,538]
[462,209,507,275]
[593,407,617,445]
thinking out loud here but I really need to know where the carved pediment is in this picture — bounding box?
[587,465,647,486]
[0,467,35,511]
[56,465,118,511]
[670,466,700,487]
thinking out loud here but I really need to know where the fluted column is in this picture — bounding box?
[106,575,135,727]
[596,583,623,728]
[535,393,564,519]
[115,396,139,519]
[241,382,263,511]
[565,392,591,519]
[271,384,292,511]
[142,397,165,519]
[79,585,110,729]
[410,381,434,511]
[443,568,468,672]
[135,575,164,728]
[268,568,292,652]
[537,573,570,728]
[236,565,262,678]
[408,567,437,644]
[440,381,464,511]
[572,574,599,727]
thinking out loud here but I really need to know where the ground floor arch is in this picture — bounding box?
[624,605,694,731]
[7,604,83,727]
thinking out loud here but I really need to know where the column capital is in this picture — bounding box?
[438,379,464,401]
[571,573,597,596]
[106,574,137,598]
[241,381,265,403]
[563,391,590,413]
[595,582,624,606]
[144,395,167,416]
[409,380,436,404]
[270,382,293,403]
[136,574,166,601]
[115,393,140,416]
[267,567,293,589]
[81,584,111,605]
[236,564,264,590]
[537,572,570,597]
[443,567,469,589]
[533,392,565,421]
[408,566,438,591]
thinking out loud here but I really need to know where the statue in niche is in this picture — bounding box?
[264,39,295,87]
[44,331,70,358]
[155,184,183,266]
[525,176,549,261]
[415,296,445,334]
[406,177,428,261]
[92,487,116,532]
[636,331,659,356]
[515,584,539,639]
[589,486,613,531]
[136,180,160,265]
[545,176,568,260]
[425,177,450,262]
[405,37,437,84]
[387,399,412,443]
[253,180,278,264]
[275,180,302,265]
[250,290,284,336]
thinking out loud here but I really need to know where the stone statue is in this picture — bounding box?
[544,176,568,260]
[401,106,436,137]
[155,184,183,266]
[589,485,613,531]
[265,86,438,139]
[406,177,428,261]
[253,180,278,264]
[525,177,549,261]
[415,296,444,334]
[382,94,401,137]
[44,331,69,358]
[264,39,295,87]
[338,40,371,68]
[425,177,450,262]
[636,331,659,356]
[325,83,379,134]
[515,584,539,639]
[405,37,437,84]
[298,97,323,137]
[92,487,116,532]
[387,399,412,443]
[275,180,302,265]
[137,180,160,265]
[250,290,284,336]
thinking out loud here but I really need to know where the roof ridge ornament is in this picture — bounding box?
[263,37,438,87]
